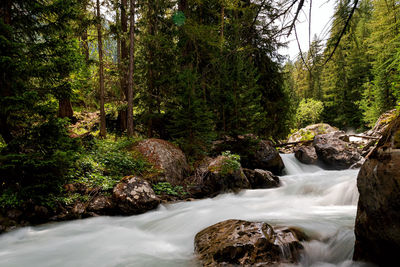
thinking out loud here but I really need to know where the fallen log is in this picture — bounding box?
[274,139,313,147]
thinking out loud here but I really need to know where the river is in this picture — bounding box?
[0,154,373,266]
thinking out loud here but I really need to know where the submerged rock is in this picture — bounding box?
[113,176,160,215]
[190,156,251,198]
[212,135,284,175]
[134,138,189,185]
[313,132,361,169]
[354,114,400,266]
[243,168,280,189]
[194,219,307,266]
[294,146,318,165]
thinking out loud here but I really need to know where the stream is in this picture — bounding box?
[0,154,372,267]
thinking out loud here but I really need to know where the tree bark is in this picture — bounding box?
[126,0,135,137]
[118,0,128,132]
[0,0,13,143]
[97,0,106,138]
[58,98,74,118]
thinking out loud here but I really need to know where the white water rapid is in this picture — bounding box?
[0,154,371,267]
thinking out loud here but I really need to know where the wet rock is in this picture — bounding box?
[212,135,284,175]
[113,176,160,215]
[313,132,361,169]
[190,156,251,198]
[243,168,280,189]
[194,219,307,266]
[87,196,114,214]
[134,138,189,185]
[294,146,318,165]
[354,114,400,266]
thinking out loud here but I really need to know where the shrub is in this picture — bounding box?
[220,151,241,175]
[295,98,324,128]
[152,182,187,197]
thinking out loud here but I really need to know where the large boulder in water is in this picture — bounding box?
[294,146,318,164]
[188,156,250,198]
[313,132,361,169]
[133,138,189,185]
[242,168,280,188]
[112,176,160,215]
[212,135,284,175]
[194,219,307,266]
[288,123,338,143]
[353,114,400,266]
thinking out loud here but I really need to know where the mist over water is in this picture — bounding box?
[0,154,371,267]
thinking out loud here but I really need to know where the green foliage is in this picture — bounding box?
[67,137,152,191]
[0,189,21,209]
[152,182,187,197]
[295,99,324,128]
[220,151,241,175]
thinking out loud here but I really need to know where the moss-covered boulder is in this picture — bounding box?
[189,156,250,198]
[288,123,338,143]
[211,135,284,175]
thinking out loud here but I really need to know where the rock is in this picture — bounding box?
[134,138,189,185]
[112,176,160,215]
[294,146,318,164]
[194,219,307,266]
[288,123,338,143]
[243,168,280,189]
[87,196,114,214]
[353,114,400,266]
[350,158,365,169]
[72,202,86,215]
[212,135,284,175]
[190,156,250,198]
[313,132,361,169]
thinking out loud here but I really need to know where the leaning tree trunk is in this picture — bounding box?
[97,0,106,138]
[126,0,135,137]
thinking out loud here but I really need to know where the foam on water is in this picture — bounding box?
[0,154,369,267]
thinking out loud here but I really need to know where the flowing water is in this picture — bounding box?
[0,154,372,267]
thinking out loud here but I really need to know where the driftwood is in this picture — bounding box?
[274,134,379,147]
[274,139,313,147]
[345,134,380,140]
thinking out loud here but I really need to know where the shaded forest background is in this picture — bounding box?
[0,0,399,207]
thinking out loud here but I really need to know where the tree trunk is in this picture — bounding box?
[97,0,106,138]
[127,0,135,137]
[58,98,74,118]
[118,0,129,132]
[147,1,155,137]
[0,0,13,143]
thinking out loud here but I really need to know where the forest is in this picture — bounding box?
[0,1,400,265]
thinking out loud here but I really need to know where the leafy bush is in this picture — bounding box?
[220,151,241,175]
[295,98,324,128]
[152,182,187,197]
[67,137,152,191]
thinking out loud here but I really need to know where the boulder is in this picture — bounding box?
[242,168,280,189]
[288,123,338,143]
[87,196,114,215]
[313,132,361,169]
[194,219,307,266]
[134,138,189,185]
[353,114,400,266]
[190,156,250,198]
[212,135,284,175]
[112,176,160,215]
[294,146,318,164]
